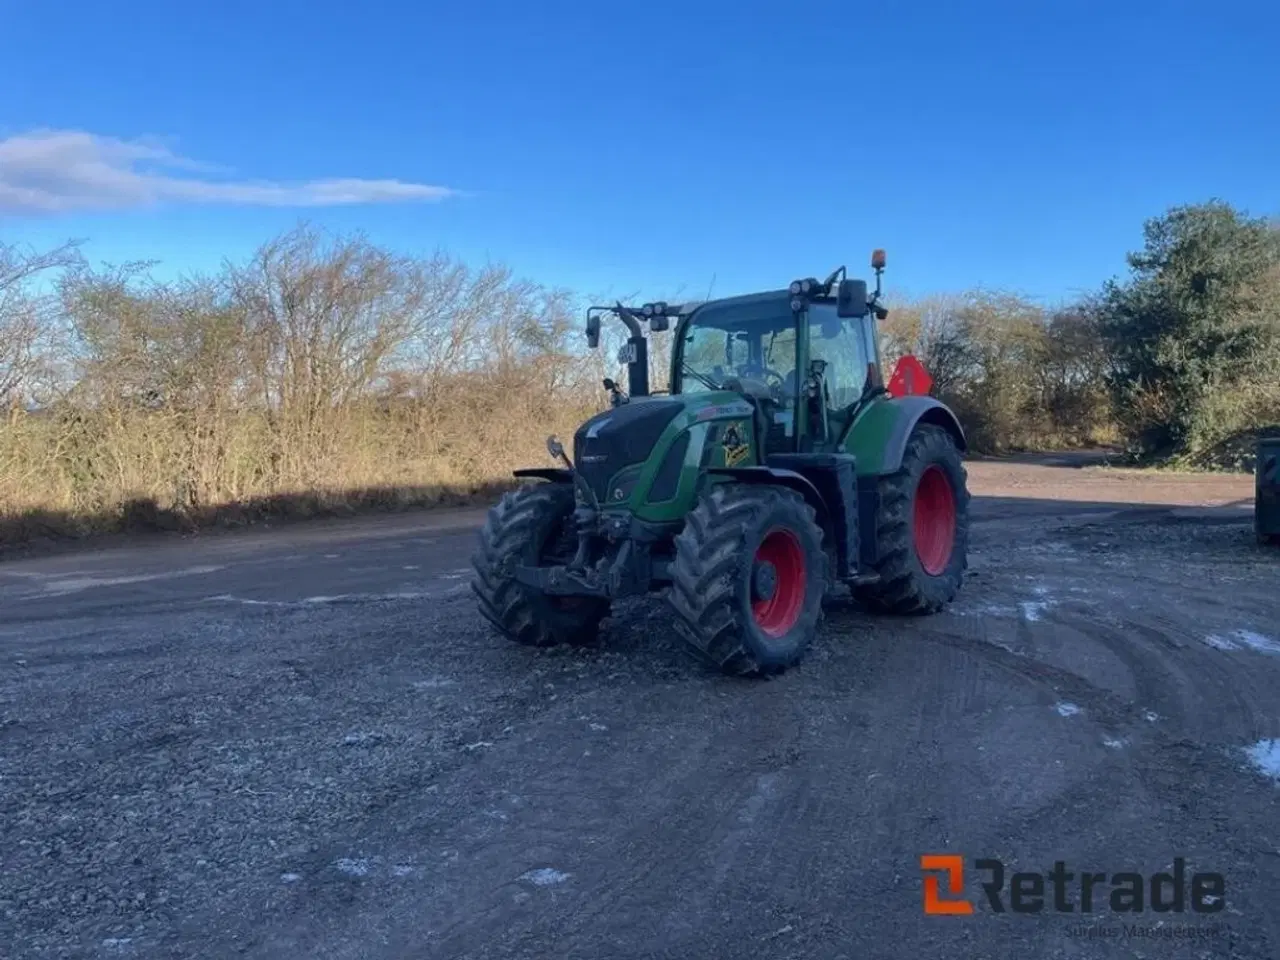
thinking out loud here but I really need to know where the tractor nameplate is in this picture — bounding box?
[696,401,754,421]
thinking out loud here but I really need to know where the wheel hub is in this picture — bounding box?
[751,560,778,602]
[749,528,807,638]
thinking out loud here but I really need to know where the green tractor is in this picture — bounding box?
[470,250,971,677]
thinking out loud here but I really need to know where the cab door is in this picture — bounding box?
[801,302,873,449]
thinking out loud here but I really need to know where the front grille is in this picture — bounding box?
[573,399,684,502]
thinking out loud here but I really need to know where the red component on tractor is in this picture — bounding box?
[887,354,933,398]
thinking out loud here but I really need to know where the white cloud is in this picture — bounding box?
[0,129,457,215]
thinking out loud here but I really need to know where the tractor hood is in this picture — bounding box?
[571,392,757,504]
[572,397,686,502]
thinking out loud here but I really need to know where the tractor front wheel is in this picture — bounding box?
[668,483,827,677]
[854,423,970,615]
[471,482,611,648]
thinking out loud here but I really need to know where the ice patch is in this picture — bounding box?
[102,939,133,949]
[521,867,570,886]
[588,722,607,731]
[1245,740,1280,781]
[392,865,415,877]
[1143,710,1160,723]
[953,603,1021,618]
[412,677,456,690]
[335,857,371,877]
[1204,630,1280,655]
[206,589,451,608]
[954,587,1059,622]
[1021,601,1052,621]
[1054,701,1082,717]
[1102,737,1127,749]
[34,565,224,597]
[281,872,302,883]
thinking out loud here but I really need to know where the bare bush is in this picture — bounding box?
[881,290,1115,453]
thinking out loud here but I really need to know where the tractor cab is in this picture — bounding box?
[670,252,891,457]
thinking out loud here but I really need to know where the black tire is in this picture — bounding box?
[853,423,970,615]
[470,482,610,647]
[668,483,827,677]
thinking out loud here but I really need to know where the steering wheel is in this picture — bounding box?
[739,364,786,390]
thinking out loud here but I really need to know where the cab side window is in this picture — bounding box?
[808,304,870,410]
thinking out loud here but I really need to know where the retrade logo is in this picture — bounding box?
[920,855,1226,916]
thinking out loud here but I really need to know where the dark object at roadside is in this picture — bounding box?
[1257,437,1280,545]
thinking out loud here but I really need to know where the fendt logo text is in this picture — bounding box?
[921,854,1226,916]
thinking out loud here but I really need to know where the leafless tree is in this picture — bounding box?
[0,239,83,405]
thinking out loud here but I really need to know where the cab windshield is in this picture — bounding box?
[675,297,875,447]
[678,310,798,398]
[676,300,872,407]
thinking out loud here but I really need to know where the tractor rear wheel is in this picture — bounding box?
[668,483,827,677]
[854,423,970,615]
[471,482,611,647]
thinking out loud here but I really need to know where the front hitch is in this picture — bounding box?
[514,538,645,600]
[514,563,611,597]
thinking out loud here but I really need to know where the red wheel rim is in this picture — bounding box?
[750,528,807,637]
[913,464,957,576]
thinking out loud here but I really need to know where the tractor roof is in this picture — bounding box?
[676,289,793,331]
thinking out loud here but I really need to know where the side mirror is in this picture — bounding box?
[836,278,869,318]
[586,314,601,348]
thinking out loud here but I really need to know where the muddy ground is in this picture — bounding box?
[1,454,1277,959]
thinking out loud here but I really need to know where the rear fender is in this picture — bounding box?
[845,396,967,475]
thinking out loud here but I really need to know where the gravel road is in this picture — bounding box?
[2,457,1278,959]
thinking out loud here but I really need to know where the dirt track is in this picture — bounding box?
[1,455,1278,959]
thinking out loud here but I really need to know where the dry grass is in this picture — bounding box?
[0,385,599,548]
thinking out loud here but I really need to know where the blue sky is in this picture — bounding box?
[2,0,1277,307]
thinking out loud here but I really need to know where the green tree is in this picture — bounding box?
[1096,200,1280,459]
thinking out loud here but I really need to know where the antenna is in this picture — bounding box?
[704,272,716,301]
